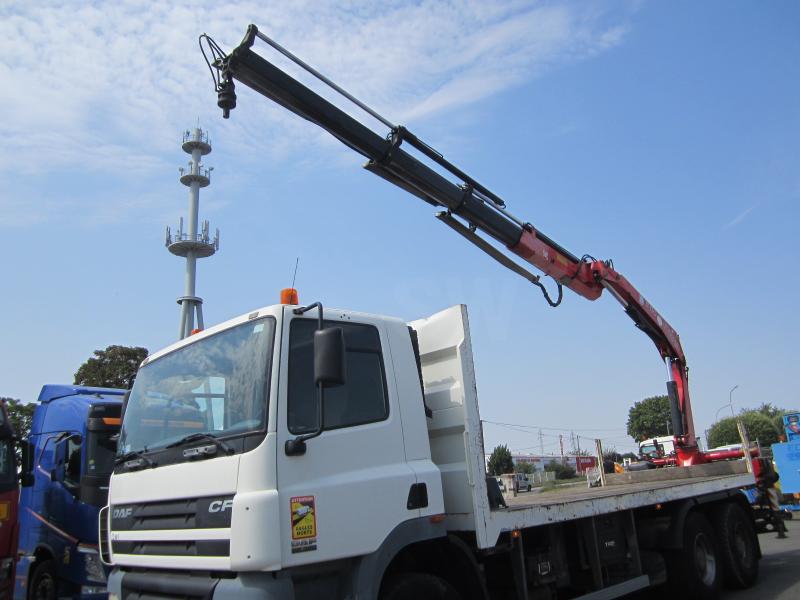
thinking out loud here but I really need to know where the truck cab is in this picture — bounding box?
[639,435,676,460]
[104,302,760,600]
[16,385,124,600]
[105,301,456,595]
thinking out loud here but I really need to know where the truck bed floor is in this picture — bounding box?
[496,462,753,524]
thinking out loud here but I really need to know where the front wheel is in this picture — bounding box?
[712,502,759,589]
[381,572,461,600]
[665,512,722,599]
[28,560,57,600]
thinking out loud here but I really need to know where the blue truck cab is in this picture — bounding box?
[15,385,125,600]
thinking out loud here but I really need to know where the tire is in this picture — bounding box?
[28,560,57,600]
[665,512,722,599]
[381,572,461,600]
[712,503,759,589]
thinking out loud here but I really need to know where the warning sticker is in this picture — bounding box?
[290,496,317,553]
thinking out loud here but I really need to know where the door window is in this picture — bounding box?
[64,437,82,488]
[288,320,388,434]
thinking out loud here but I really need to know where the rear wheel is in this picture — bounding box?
[28,560,57,600]
[712,502,759,589]
[665,512,721,599]
[381,572,461,600]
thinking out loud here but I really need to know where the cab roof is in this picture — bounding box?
[37,384,125,404]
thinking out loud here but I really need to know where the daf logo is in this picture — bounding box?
[112,507,133,519]
[208,499,234,513]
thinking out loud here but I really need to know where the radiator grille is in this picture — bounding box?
[111,495,233,531]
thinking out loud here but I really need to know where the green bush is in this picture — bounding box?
[544,461,576,480]
[707,412,780,448]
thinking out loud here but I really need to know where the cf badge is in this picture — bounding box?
[209,499,234,513]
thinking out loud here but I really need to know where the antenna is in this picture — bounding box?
[165,127,220,339]
[291,257,300,290]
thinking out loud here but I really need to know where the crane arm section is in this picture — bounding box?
[204,25,698,456]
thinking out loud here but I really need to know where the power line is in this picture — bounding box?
[482,419,627,433]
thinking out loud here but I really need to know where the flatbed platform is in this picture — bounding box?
[491,461,754,530]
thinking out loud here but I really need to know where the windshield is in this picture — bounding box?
[86,430,118,476]
[119,317,275,455]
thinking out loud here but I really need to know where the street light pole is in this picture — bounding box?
[729,384,739,418]
[714,384,740,422]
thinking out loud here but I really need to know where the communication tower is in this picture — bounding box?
[166,127,220,339]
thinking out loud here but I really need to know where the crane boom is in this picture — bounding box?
[203,24,702,463]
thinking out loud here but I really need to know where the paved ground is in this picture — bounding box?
[722,517,800,599]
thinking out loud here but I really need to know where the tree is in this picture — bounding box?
[1,397,35,439]
[754,403,782,419]
[515,461,534,475]
[746,403,799,440]
[487,444,514,475]
[544,461,576,480]
[707,412,781,448]
[74,345,148,389]
[1,397,36,465]
[627,395,671,442]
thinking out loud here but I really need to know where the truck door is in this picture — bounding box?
[49,434,84,532]
[276,310,417,566]
[410,305,491,546]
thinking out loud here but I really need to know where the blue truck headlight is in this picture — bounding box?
[81,550,107,584]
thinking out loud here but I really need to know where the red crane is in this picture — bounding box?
[202,25,705,465]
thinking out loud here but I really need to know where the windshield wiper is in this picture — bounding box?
[165,432,235,457]
[114,450,156,470]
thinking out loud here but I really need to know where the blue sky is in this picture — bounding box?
[1,1,798,455]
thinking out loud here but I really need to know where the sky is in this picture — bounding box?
[1,1,798,456]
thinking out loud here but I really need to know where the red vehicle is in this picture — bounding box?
[0,400,19,600]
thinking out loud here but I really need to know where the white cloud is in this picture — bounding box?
[722,204,759,229]
[0,0,633,225]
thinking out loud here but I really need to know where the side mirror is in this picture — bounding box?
[314,327,346,387]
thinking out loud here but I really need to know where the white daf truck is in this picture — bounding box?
[102,300,760,600]
[101,24,766,600]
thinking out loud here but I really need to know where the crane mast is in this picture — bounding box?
[202,24,703,465]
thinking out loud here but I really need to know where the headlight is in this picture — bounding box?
[83,550,107,583]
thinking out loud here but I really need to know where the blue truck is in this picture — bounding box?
[15,385,124,600]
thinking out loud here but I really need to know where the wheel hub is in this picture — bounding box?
[693,532,717,586]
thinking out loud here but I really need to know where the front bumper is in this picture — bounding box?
[109,569,293,600]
